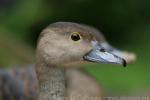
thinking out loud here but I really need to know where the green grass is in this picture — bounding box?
[85,61,150,95]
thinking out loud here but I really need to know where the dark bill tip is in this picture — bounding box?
[123,59,127,67]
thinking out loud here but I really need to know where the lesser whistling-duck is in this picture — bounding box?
[0,22,136,100]
[36,22,129,100]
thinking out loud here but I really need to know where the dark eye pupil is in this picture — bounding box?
[71,34,80,41]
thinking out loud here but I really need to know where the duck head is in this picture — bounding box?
[36,22,127,67]
[81,24,136,64]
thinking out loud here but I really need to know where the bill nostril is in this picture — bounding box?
[100,48,106,52]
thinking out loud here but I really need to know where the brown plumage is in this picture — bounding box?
[0,66,38,100]
[0,22,136,100]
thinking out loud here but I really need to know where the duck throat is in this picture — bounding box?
[36,60,66,100]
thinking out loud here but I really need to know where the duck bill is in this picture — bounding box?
[101,42,136,63]
[83,41,127,67]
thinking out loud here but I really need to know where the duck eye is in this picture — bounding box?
[70,32,82,42]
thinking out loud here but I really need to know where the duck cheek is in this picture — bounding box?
[81,42,93,57]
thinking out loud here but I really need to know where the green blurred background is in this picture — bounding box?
[0,0,150,96]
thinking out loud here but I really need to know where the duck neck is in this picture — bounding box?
[36,59,66,100]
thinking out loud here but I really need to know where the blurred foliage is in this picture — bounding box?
[0,32,34,67]
[1,0,150,45]
[0,0,150,96]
